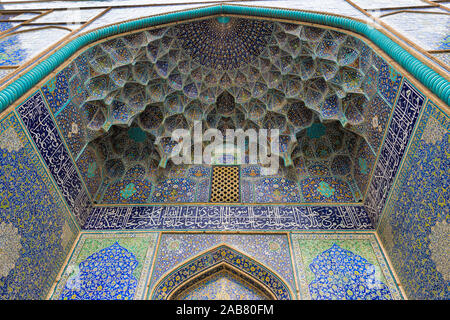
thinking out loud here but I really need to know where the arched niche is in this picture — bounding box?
[150,245,292,300]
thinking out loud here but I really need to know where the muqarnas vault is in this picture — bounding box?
[0,4,448,301]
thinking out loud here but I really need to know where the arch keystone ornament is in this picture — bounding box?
[151,245,292,300]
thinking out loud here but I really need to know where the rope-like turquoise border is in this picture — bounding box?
[0,4,448,112]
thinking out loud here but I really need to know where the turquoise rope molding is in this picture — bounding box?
[0,4,448,113]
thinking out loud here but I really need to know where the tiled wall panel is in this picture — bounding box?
[377,102,449,299]
[0,112,78,299]
[291,233,403,300]
[16,91,92,226]
[85,205,373,231]
[365,80,426,225]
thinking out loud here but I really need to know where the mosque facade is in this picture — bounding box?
[0,0,448,300]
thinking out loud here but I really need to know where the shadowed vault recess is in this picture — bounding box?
[56,16,397,205]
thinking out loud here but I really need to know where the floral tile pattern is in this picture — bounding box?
[301,177,354,202]
[0,5,446,302]
[308,244,393,300]
[151,245,292,300]
[41,70,70,114]
[291,233,403,300]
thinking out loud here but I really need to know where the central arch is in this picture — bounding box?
[150,244,293,300]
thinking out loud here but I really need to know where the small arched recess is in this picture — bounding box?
[150,245,293,300]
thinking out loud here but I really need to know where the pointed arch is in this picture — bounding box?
[169,262,275,300]
[150,244,292,300]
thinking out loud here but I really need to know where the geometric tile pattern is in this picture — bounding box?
[0,5,446,303]
[9,15,413,210]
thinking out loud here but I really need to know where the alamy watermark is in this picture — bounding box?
[169,121,280,175]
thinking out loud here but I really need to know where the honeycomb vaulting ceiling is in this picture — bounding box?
[65,16,384,202]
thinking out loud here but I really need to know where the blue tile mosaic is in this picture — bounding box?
[309,244,393,300]
[241,165,261,178]
[51,19,404,202]
[291,233,403,300]
[76,147,102,198]
[84,205,373,230]
[55,101,86,159]
[102,179,152,204]
[16,91,91,226]
[0,26,27,66]
[374,55,403,106]
[187,166,211,179]
[254,177,301,203]
[41,70,70,114]
[177,270,269,300]
[365,80,426,225]
[150,233,296,294]
[240,179,254,203]
[59,243,138,300]
[0,112,76,299]
[378,101,449,299]
[151,245,292,300]
[0,6,447,302]
[301,177,354,202]
[196,179,210,203]
[150,178,196,203]
[176,18,273,70]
